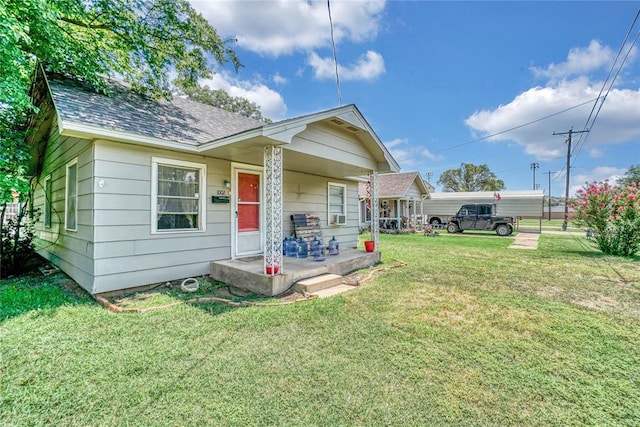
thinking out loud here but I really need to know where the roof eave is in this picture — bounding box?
[59,120,199,153]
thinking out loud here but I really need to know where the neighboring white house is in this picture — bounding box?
[358,172,431,230]
[26,68,399,295]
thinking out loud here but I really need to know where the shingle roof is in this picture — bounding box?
[358,172,427,198]
[46,73,264,145]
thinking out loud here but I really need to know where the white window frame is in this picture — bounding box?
[151,157,207,234]
[44,174,52,228]
[65,159,78,231]
[327,182,347,225]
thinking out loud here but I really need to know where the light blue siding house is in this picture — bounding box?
[27,68,399,295]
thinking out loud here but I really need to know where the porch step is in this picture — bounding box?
[294,273,343,294]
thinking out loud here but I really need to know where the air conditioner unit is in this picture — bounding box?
[331,214,347,225]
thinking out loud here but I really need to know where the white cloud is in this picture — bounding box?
[199,72,287,120]
[465,78,640,161]
[189,0,385,56]
[530,40,614,80]
[421,148,436,159]
[272,73,288,85]
[385,137,407,148]
[571,166,627,195]
[590,148,603,158]
[308,50,385,81]
[385,138,439,170]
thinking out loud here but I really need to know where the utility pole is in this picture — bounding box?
[425,172,433,183]
[543,170,556,221]
[553,128,589,231]
[530,162,539,190]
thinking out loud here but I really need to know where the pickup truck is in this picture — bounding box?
[446,203,514,236]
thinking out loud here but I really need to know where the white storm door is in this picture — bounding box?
[234,169,263,257]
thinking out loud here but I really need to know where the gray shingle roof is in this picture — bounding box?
[46,74,265,145]
[358,172,426,198]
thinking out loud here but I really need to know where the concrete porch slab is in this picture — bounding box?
[311,284,358,298]
[210,248,380,296]
[294,273,343,294]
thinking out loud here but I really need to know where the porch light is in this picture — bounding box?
[223,179,231,189]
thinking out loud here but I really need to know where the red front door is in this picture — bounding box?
[234,170,262,256]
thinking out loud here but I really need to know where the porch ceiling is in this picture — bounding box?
[199,141,392,180]
[198,112,398,179]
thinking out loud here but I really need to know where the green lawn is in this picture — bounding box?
[518,218,584,233]
[1,233,639,426]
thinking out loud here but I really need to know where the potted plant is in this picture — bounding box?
[364,239,375,252]
[265,257,280,275]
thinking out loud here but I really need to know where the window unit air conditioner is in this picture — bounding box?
[331,214,347,225]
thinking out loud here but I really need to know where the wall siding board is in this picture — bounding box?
[132,234,229,256]
[93,262,215,294]
[95,247,226,275]
[37,249,95,292]
[33,124,368,293]
[281,170,359,248]
[94,159,150,180]
[94,210,150,226]
[92,178,150,196]
[93,241,136,259]
[94,194,150,210]
[289,137,376,171]
[32,116,95,291]
[88,141,235,291]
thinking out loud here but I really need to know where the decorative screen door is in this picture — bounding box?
[234,169,262,256]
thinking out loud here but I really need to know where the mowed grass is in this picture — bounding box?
[1,233,639,426]
[518,218,584,233]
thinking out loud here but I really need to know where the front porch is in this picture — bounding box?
[210,248,381,296]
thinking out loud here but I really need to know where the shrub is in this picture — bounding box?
[572,181,640,256]
[1,206,40,277]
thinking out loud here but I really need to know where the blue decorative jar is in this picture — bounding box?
[310,237,325,262]
[286,237,298,257]
[328,236,339,256]
[296,237,308,259]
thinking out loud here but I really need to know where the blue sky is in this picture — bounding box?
[189,1,640,196]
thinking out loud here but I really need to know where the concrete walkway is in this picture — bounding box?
[509,232,540,250]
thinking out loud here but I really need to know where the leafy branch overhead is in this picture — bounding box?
[0,0,251,205]
[178,85,271,123]
[3,0,240,101]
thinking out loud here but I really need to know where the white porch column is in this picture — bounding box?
[370,171,379,250]
[264,145,283,275]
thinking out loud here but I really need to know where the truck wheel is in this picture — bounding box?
[430,217,441,225]
[447,223,459,233]
[496,224,511,236]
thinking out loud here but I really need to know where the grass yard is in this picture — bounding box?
[517,218,584,233]
[1,233,639,426]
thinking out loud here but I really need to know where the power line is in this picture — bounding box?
[327,0,342,106]
[571,8,640,163]
[431,97,598,154]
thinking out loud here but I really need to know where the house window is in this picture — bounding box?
[44,175,52,228]
[65,159,78,231]
[152,157,206,232]
[328,182,347,222]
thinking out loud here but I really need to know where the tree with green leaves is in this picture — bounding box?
[1,0,243,203]
[617,165,640,187]
[1,0,250,276]
[179,85,271,123]
[437,163,505,192]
